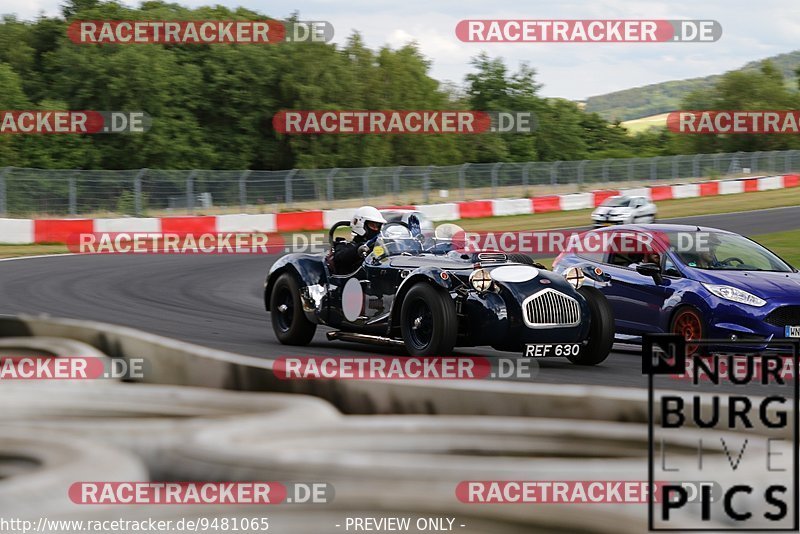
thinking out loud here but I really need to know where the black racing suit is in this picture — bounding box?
[329,233,377,274]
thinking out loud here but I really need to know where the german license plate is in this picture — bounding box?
[785,325,800,338]
[523,343,581,358]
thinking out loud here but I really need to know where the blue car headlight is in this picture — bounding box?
[702,283,767,307]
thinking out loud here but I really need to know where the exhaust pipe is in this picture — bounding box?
[327,331,406,348]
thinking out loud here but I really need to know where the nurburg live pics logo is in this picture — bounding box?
[643,334,799,531]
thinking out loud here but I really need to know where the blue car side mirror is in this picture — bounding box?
[636,262,663,284]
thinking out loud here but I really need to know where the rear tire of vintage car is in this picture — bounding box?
[570,287,614,366]
[400,283,457,356]
[270,273,317,345]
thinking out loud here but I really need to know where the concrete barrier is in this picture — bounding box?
[0,316,781,530]
[0,382,340,478]
[163,416,755,531]
[0,429,147,518]
[0,315,788,435]
[0,336,109,359]
[0,314,654,421]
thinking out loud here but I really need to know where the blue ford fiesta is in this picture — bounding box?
[553,224,800,353]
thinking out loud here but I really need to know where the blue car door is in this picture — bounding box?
[601,231,676,335]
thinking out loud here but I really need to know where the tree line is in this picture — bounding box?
[0,0,799,171]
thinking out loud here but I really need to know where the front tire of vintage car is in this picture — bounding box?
[400,283,457,356]
[570,287,614,365]
[270,273,317,345]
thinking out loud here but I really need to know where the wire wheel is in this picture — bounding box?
[405,298,434,350]
[273,286,294,333]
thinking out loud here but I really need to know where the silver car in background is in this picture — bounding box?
[591,195,657,227]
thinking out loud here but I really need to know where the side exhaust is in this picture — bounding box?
[327,331,406,348]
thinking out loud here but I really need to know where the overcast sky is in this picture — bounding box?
[4,0,799,100]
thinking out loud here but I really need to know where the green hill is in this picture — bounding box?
[585,50,800,122]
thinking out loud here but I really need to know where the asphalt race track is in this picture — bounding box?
[1,206,799,390]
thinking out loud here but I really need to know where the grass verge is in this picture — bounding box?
[750,229,800,267]
[0,244,69,259]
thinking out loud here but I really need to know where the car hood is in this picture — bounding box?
[688,269,800,299]
[388,255,473,270]
[388,256,576,293]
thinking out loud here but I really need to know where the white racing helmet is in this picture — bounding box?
[351,206,387,237]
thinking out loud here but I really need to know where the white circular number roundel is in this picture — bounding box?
[490,265,539,283]
[342,278,364,322]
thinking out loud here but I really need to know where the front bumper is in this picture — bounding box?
[592,216,626,227]
[705,299,800,353]
[458,289,591,352]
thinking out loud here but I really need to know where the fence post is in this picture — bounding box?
[133,168,147,216]
[362,167,374,202]
[522,162,532,191]
[768,151,778,172]
[0,167,10,216]
[550,161,561,185]
[628,158,636,181]
[577,160,587,189]
[392,167,402,204]
[423,166,433,204]
[458,163,469,200]
[729,151,741,175]
[491,162,502,198]
[602,159,612,183]
[693,154,703,178]
[672,155,679,180]
[714,153,723,174]
[649,157,658,181]
[750,151,760,173]
[326,168,339,205]
[238,170,250,211]
[186,171,197,214]
[69,170,79,216]
[284,169,297,208]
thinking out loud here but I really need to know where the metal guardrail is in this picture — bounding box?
[1,150,798,217]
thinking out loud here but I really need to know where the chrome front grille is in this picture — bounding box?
[522,289,581,328]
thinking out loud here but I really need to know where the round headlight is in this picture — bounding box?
[563,266,585,289]
[469,268,493,292]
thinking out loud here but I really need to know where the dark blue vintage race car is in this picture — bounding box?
[554,224,800,355]
[264,213,615,365]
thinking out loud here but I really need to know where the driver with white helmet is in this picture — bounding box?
[329,206,387,274]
